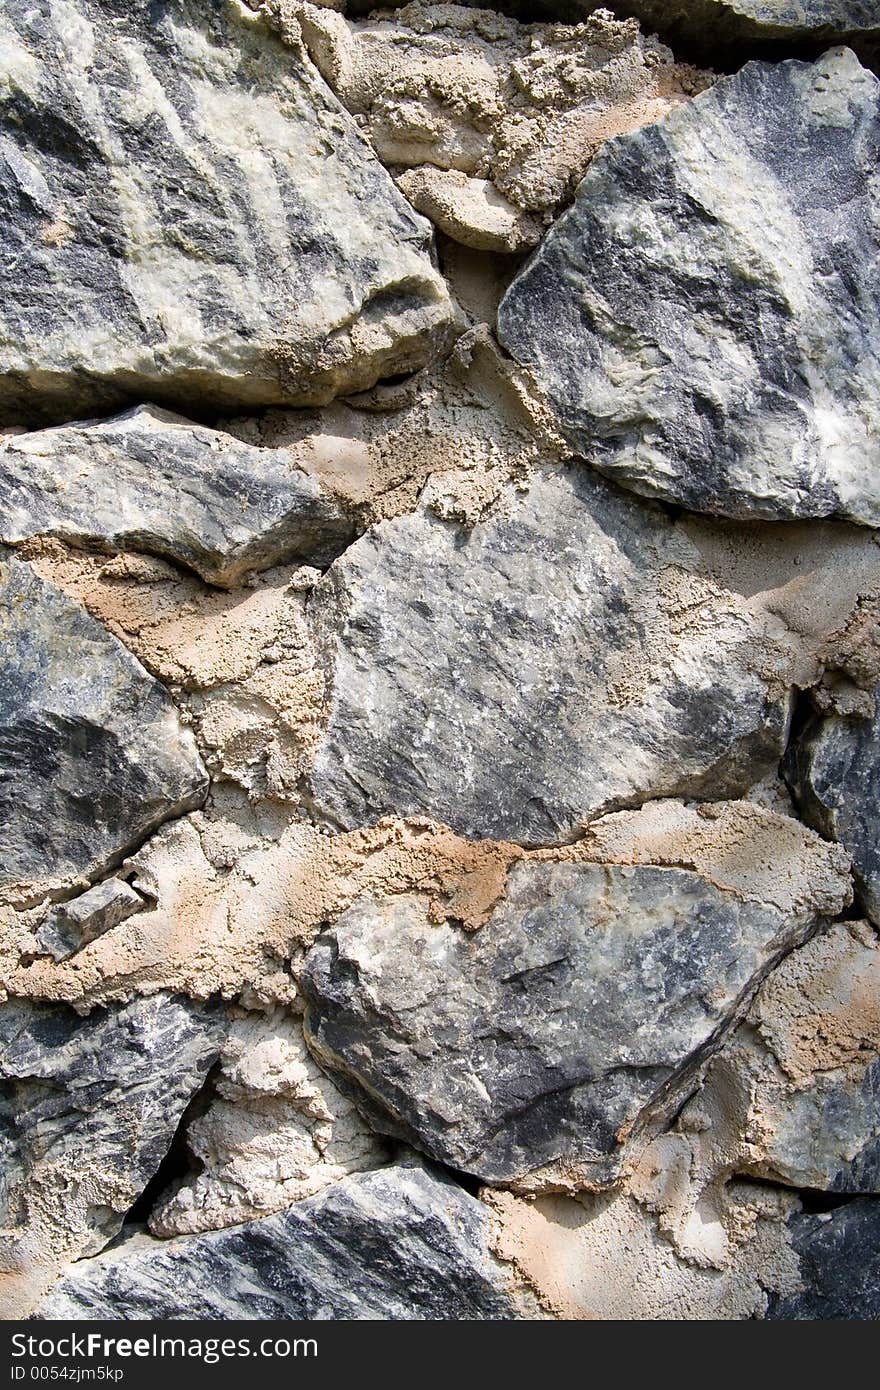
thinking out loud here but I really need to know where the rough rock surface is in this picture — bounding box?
[0,550,207,894]
[613,2,880,65]
[498,50,880,525]
[624,922,880,1273]
[686,922,878,1195]
[0,407,355,586]
[765,1199,880,1319]
[149,1008,387,1236]
[785,696,880,926]
[302,809,850,1186]
[0,993,226,1317]
[307,463,880,843]
[0,0,454,425]
[36,878,145,962]
[294,2,709,250]
[36,1162,531,1320]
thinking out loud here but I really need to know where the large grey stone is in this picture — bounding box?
[35,1161,530,1320]
[765,1199,880,1319]
[0,993,227,1317]
[301,836,848,1187]
[784,696,880,926]
[306,463,880,845]
[0,406,355,586]
[0,549,207,891]
[0,0,454,426]
[497,51,880,525]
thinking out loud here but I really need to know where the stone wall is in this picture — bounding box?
[1,0,879,1321]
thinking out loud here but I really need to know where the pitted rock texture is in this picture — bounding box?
[498,50,880,525]
[0,549,207,893]
[0,993,226,1316]
[307,463,880,844]
[302,817,850,1187]
[149,1008,387,1236]
[0,407,355,587]
[0,0,454,426]
[785,695,880,926]
[293,2,709,251]
[765,1198,880,1319]
[36,1161,531,1320]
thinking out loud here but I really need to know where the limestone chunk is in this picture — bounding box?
[302,807,850,1187]
[0,0,454,425]
[307,464,880,844]
[36,879,144,962]
[0,407,355,587]
[36,1162,532,1320]
[499,51,880,525]
[0,550,207,895]
[0,994,226,1318]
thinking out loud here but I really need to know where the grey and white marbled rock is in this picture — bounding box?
[306,463,880,844]
[0,549,207,890]
[785,697,880,926]
[0,993,227,1315]
[301,843,848,1187]
[36,1161,529,1320]
[498,51,880,525]
[765,1199,880,1319]
[0,0,454,426]
[0,406,355,586]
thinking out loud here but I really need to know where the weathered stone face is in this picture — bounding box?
[301,824,849,1186]
[35,1162,532,1320]
[498,51,880,525]
[611,2,880,63]
[0,993,227,1315]
[0,549,207,891]
[785,696,880,926]
[0,406,355,586]
[765,1198,880,1319]
[306,464,880,844]
[636,921,880,1266]
[0,0,454,426]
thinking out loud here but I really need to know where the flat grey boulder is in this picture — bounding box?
[302,821,849,1186]
[36,1162,528,1320]
[765,1199,880,1319]
[0,550,207,891]
[0,993,227,1317]
[785,696,880,925]
[306,464,878,844]
[497,51,880,525]
[0,0,454,426]
[0,406,355,586]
